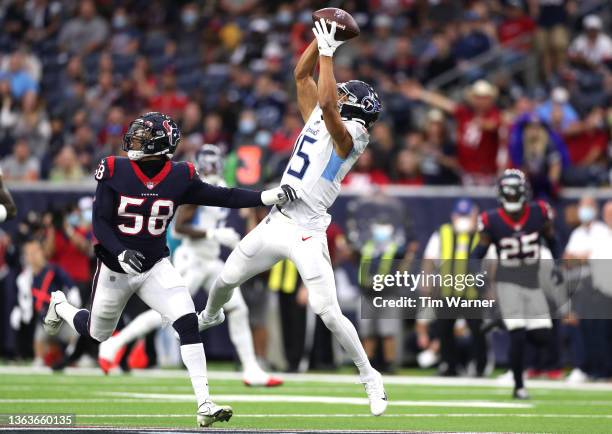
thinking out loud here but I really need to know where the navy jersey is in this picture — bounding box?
[477,201,554,288]
[93,156,263,273]
[33,264,74,317]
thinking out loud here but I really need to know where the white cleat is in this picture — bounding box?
[196,400,233,427]
[566,368,588,384]
[513,387,530,400]
[363,371,388,416]
[43,291,66,336]
[243,366,283,387]
[197,309,225,332]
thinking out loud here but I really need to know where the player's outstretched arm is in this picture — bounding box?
[312,19,353,159]
[0,170,17,222]
[294,40,319,122]
[182,178,298,209]
[92,181,129,257]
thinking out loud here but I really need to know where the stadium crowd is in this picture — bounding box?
[0,0,610,192]
[1,1,612,380]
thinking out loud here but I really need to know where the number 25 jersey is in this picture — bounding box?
[280,105,369,230]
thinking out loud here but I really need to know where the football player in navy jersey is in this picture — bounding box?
[471,169,561,399]
[42,112,297,427]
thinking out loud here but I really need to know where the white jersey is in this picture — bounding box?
[179,180,231,259]
[280,105,369,230]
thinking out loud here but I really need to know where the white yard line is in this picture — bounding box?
[102,392,532,409]
[1,365,611,391]
[74,413,612,419]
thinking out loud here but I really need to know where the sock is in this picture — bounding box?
[227,303,258,372]
[113,310,163,348]
[510,328,526,389]
[204,277,234,318]
[56,300,90,337]
[174,313,209,408]
[180,343,209,407]
[320,305,375,380]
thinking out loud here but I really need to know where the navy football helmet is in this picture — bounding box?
[498,169,530,213]
[123,112,180,160]
[337,80,382,129]
[194,144,223,184]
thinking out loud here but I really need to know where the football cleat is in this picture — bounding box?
[196,400,233,427]
[197,309,225,332]
[243,366,284,387]
[43,291,66,336]
[362,371,388,416]
[513,387,530,400]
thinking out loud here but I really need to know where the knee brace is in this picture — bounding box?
[172,313,201,346]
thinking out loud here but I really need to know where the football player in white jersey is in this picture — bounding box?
[98,145,282,387]
[198,19,387,416]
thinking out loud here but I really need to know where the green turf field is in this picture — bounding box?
[1,366,612,432]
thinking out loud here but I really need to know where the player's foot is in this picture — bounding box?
[43,291,66,336]
[196,400,233,427]
[513,388,530,400]
[362,371,388,416]
[567,368,588,384]
[243,366,283,387]
[98,336,125,375]
[197,309,225,332]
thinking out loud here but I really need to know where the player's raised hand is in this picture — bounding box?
[118,249,146,275]
[208,227,241,248]
[261,184,299,206]
[312,18,344,57]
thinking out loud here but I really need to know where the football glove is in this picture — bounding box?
[312,18,345,57]
[261,184,299,206]
[118,249,146,275]
[207,227,241,248]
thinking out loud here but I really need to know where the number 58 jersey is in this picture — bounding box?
[93,156,198,273]
[280,106,369,230]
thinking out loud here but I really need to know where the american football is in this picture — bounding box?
[312,7,360,41]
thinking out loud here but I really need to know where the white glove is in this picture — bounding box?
[207,227,240,248]
[10,306,21,330]
[261,184,299,206]
[118,249,145,275]
[312,18,344,57]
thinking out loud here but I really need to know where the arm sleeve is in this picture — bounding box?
[182,177,264,208]
[92,181,125,256]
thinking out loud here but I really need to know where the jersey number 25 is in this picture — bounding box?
[117,196,174,236]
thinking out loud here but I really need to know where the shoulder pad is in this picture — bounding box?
[185,161,199,180]
[94,156,116,182]
[536,200,554,221]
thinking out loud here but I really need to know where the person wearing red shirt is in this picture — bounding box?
[149,68,187,120]
[404,79,502,184]
[342,148,390,187]
[498,1,536,52]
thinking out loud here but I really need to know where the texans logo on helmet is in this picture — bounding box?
[163,120,179,147]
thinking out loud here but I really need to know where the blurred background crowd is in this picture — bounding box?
[1,0,612,381]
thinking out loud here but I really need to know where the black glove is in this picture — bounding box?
[280,184,298,202]
[118,250,145,275]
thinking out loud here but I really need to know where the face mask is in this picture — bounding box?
[67,212,80,227]
[502,200,523,213]
[113,15,127,28]
[239,119,256,134]
[182,11,198,26]
[453,216,473,233]
[578,206,596,223]
[254,130,271,147]
[372,224,393,244]
[276,11,292,25]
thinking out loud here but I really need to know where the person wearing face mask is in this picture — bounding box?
[358,219,407,374]
[422,198,487,377]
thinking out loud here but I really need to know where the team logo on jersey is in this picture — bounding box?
[146,181,155,190]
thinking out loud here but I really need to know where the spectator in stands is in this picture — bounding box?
[58,0,109,56]
[48,145,84,182]
[507,113,569,199]
[269,110,301,155]
[23,0,63,44]
[149,68,187,120]
[393,148,423,186]
[498,0,536,53]
[404,79,502,185]
[4,91,50,159]
[85,71,119,131]
[568,15,612,70]
[421,32,458,88]
[369,122,395,173]
[343,148,390,188]
[0,50,39,99]
[419,109,460,185]
[530,0,574,80]
[452,10,494,79]
[1,139,39,180]
[536,87,581,135]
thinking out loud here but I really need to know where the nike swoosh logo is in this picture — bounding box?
[301,236,312,241]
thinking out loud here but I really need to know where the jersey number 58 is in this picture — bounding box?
[117,196,174,236]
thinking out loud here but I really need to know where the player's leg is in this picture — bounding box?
[292,234,387,415]
[201,218,282,327]
[202,259,282,387]
[136,258,231,427]
[46,261,132,343]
